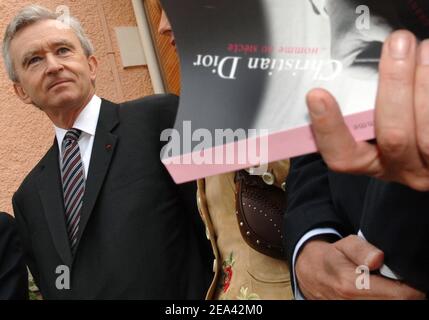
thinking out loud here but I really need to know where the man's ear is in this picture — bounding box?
[87,55,98,84]
[13,82,33,104]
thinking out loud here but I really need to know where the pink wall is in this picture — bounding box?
[0,0,154,215]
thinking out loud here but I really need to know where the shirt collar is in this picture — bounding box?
[54,94,102,148]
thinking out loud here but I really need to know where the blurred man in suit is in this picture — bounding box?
[0,212,28,300]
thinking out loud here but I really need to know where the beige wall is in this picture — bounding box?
[0,0,154,214]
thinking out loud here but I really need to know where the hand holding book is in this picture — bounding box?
[307,30,429,192]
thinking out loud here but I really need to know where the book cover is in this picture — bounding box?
[160,0,429,183]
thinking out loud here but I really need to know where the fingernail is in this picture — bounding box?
[308,99,326,117]
[365,250,383,267]
[419,40,429,66]
[364,251,377,266]
[389,31,412,60]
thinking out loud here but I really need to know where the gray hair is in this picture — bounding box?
[2,5,94,82]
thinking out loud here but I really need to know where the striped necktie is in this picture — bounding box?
[61,128,85,253]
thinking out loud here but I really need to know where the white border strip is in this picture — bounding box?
[131,0,166,94]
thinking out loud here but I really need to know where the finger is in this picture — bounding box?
[320,245,423,300]
[415,40,429,167]
[307,89,381,175]
[328,273,425,300]
[355,275,425,300]
[303,243,357,300]
[334,235,384,271]
[375,30,419,166]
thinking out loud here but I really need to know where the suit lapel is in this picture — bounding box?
[74,99,119,254]
[37,144,73,266]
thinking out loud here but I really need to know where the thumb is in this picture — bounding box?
[306,88,382,176]
[364,249,385,270]
[335,235,384,271]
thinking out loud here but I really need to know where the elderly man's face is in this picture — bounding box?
[10,19,97,112]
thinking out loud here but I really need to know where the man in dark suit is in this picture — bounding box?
[284,28,429,299]
[285,154,428,299]
[0,212,28,299]
[3,5,211,299]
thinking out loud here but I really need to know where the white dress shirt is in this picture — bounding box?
[54,95,102,179]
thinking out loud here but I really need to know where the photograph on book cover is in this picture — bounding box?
[142,0,181,95]
[160,0,429,183]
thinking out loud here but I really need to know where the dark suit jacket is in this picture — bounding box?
[0,212,28,300]
[12,95,212,299]
[284,153,429,294]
